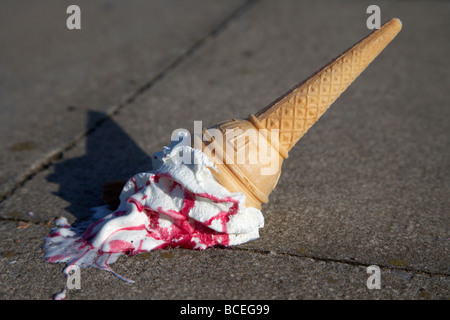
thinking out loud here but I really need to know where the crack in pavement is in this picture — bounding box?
[231,247,450,278]
[2,0,446,283]
[0,0,260,206]
[0,215,447,279]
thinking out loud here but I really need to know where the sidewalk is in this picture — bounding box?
[0,0,448,299]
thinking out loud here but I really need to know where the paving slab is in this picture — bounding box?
[0,221,447,300]
[0,0,246,198]
[0,0,449,300]
[108,0,450,275]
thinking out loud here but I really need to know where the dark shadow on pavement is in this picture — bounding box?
[46,111,153,222]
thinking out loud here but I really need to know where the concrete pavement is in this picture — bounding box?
[0,0,448,300]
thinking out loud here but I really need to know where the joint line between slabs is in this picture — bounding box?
[0,0,260,205]
[232,247,450,278]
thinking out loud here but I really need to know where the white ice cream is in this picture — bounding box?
[43,137,264,297]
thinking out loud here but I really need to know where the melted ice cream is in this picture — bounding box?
[43,139,264,297]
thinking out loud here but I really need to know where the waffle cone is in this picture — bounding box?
[197,18,402,209]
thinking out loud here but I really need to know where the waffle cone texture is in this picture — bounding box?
[198,18,402,209]
[103,19,402,210]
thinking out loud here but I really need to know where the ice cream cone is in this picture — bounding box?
[103,19,401,210]
[196,18,402,209]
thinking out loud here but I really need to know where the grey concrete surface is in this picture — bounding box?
[0,0,245,198]
[0,0,449,300]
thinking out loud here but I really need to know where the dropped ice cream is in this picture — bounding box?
[43,19,402,299]
[43,139,264,289]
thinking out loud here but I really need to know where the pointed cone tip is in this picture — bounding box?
[386,18,402,35]
[391,18,402,29]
